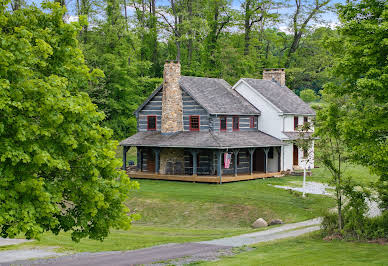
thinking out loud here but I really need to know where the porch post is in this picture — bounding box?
[248,148,255,175]
[136,147,141,170]
[153,148,160,174]
[216,151,222,184]
[263,148,270,173]
[276,147,281,172]
[122,146,129,170]
[190,149,199,176]
[233,149,239,177]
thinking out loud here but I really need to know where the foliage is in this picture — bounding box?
[315,93,348,230]
[325,0,388,209]
[300,89,319,102]
[0,1,138,241]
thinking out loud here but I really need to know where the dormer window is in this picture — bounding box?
[294,116,299,130]
[147,116,156,131]
[190,115,200,131]
[220,116,227,131]
[233,116,239,131]
[250,116,256,128]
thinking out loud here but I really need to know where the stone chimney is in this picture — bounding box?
[263,68,286,86]
[161,60,183,134]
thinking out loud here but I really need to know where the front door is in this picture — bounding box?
[253,148,265,172]
[146,150,155,172]
[293,144,299,166]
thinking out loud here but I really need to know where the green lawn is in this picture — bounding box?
[199,233,388,266]
[4,226,249,253]
[8,164,376,254]
[311,163,379,185]
[127,177,334,229]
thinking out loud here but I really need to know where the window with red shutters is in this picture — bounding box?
[250,116,256,128]
[147,116,156,130]
[233,116,239,131]
[294,116,299,130]
[189,116,200,131]
[220,116,227,131]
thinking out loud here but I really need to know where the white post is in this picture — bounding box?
[302,159,307,198]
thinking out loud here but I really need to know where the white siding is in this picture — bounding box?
[234,80,315,171]
[234,81,287,139]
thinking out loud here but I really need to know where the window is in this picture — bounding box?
[294,116,299,130]
[233,116,239,131]
[220,116,227,131]
[250,116,256,128]
[304,116,308,125]
[147,116,156,131]
[189,115,200,131]
[268,147,274,159]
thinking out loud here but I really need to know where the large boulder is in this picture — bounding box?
[251,218,268,228]
[269,219,283,226]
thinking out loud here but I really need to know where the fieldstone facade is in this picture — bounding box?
[161,61,183,134]
[262,68,286,86]
[160,148,185,175]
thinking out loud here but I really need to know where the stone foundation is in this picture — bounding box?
[160,148,185,175]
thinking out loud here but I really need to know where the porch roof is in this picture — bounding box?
[120,131,283,149]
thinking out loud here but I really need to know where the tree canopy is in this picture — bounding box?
[324,0,387,208]
[0,0,138,241]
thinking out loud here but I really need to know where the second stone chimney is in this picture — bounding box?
[161,61,183,134]
[263,68,286,86]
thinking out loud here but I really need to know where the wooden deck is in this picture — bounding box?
[127,171,283,183]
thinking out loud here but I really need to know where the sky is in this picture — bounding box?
[25,0,347,31]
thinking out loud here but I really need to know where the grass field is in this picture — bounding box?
[3,226,250,253]
[199,233,388,266]
[9,161,378,255]
[127,177,334,229]
[13,175,334,253]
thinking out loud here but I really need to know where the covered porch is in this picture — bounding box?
[125,170,282,183]
[122,146,283,184]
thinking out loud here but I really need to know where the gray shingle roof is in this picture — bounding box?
[241,78,315,115]
[282,131,316,140]
[120,131,283,149]
[134,76,260,115]
[180,76,260,115]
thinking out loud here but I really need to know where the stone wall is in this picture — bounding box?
[263,68,286,86]
[161,61,183,134]
[160,148,185,175]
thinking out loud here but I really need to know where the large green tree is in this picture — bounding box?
[0,1,138,241]
[325,0,388,209]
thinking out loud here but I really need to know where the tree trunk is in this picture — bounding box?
[243,0,251,55]
[187,0,193,65]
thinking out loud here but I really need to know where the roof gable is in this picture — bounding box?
[135,76,261,115]
[240,78,315,115]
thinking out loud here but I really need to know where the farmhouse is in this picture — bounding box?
[120,61,315,183]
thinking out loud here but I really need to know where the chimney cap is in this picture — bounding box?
[263,68,285,71]
[165,60,180,64]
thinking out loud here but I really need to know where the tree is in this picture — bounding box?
[315,95,348,230]
[239,0,277,55]
[300,88,319,102]
[293,121,315,197]
[285,0,331,67]
[0,1,138,241]
[325,0,388,209]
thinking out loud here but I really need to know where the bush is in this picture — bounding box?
[321,180,387,240]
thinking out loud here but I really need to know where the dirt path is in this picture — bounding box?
[2,218,321,265]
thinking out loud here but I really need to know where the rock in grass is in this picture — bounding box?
[269,219,283,226]
[252,218,268,228]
